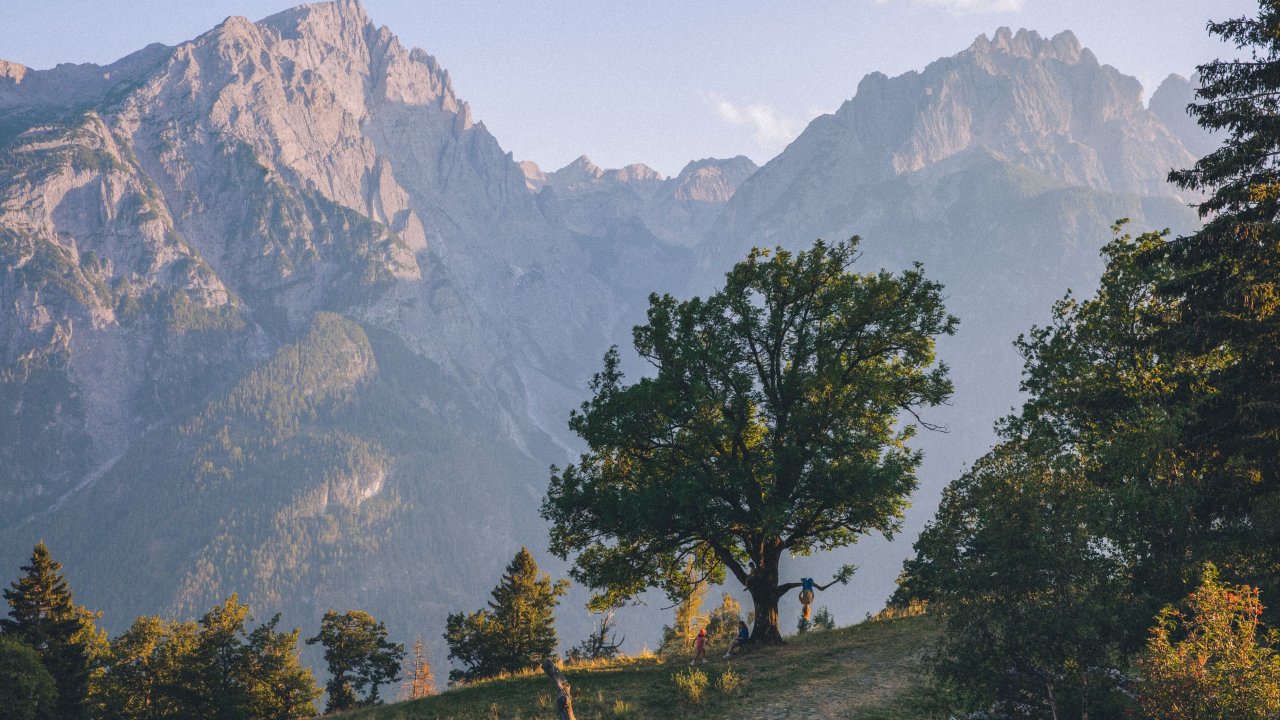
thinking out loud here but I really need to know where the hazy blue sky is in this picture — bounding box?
[0,0,1257,175]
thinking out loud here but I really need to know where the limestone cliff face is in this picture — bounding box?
[0,0,757,647]
[710,28,1194,257]
[0,0,625,642]
[1149,73,1223,160]
[0,6,1218,648]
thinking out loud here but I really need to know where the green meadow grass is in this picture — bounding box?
[349,612,941,720]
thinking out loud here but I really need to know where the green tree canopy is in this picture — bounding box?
[1,542,103,720]
[898,440,1131,718]
[0,636,57,720]
[91,600,317,720]
[243,615,320,720]
[90,615,193,720]
[306,609,402,713]
[444,548,568,683]
[543,239,955,642]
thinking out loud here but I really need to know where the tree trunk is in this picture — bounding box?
[541,659,576,720]
[746,546,785,644]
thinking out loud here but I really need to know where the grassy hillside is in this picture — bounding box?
[350,613,941,720]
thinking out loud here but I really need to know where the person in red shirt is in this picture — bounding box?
[690,627,708,666]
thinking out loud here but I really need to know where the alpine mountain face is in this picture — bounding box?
[0,6,1211,646]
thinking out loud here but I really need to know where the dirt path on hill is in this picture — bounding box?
[736,631,930,720]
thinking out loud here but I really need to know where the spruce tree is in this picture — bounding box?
[1,542,100,720]
[444,548,568,682]
[1155,0,1280,602]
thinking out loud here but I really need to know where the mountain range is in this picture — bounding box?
[0,1,1212,653]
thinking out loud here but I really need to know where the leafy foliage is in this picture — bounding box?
[901,442,1131,718]
[1137,565,1280,720]
[0,636,57,720]
[670,667,708,704]
[712,665,745,696]
[444,548,568,683]
[90,597,318,720]
[544,239,954,642]
[657,562,706,656]
[307,610,403,713]
[897,4,1280,715]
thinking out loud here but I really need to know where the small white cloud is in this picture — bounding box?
[710,94,799,148]
[875,0,1024,14]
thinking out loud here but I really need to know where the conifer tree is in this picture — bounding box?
[398,636,435,700]
[1,542,101,720]
[444,548,569,682]
[1151,0,1280,602]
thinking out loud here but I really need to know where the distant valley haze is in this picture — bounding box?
[0,0,1239,663]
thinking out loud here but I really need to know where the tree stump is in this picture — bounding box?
[541,658,576,720]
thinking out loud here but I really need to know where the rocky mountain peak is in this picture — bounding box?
[816,26,1191,196]
[0,43,172,115]
[672,156,759,202]
[969,28,1086,65]
[519,160,547,191]
[546,155,667,190]
[0,60,28,84]
[261,0,372,36]
[1150,72,1222,159]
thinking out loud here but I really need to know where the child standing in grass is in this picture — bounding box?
[690,628,708,665]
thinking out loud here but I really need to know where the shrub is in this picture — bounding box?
[811,606,836,631]
[714,665,745,695]
[672,667,709,704]
[1137,564,1280,720]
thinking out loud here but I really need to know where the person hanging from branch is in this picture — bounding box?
[797,577,838,622]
